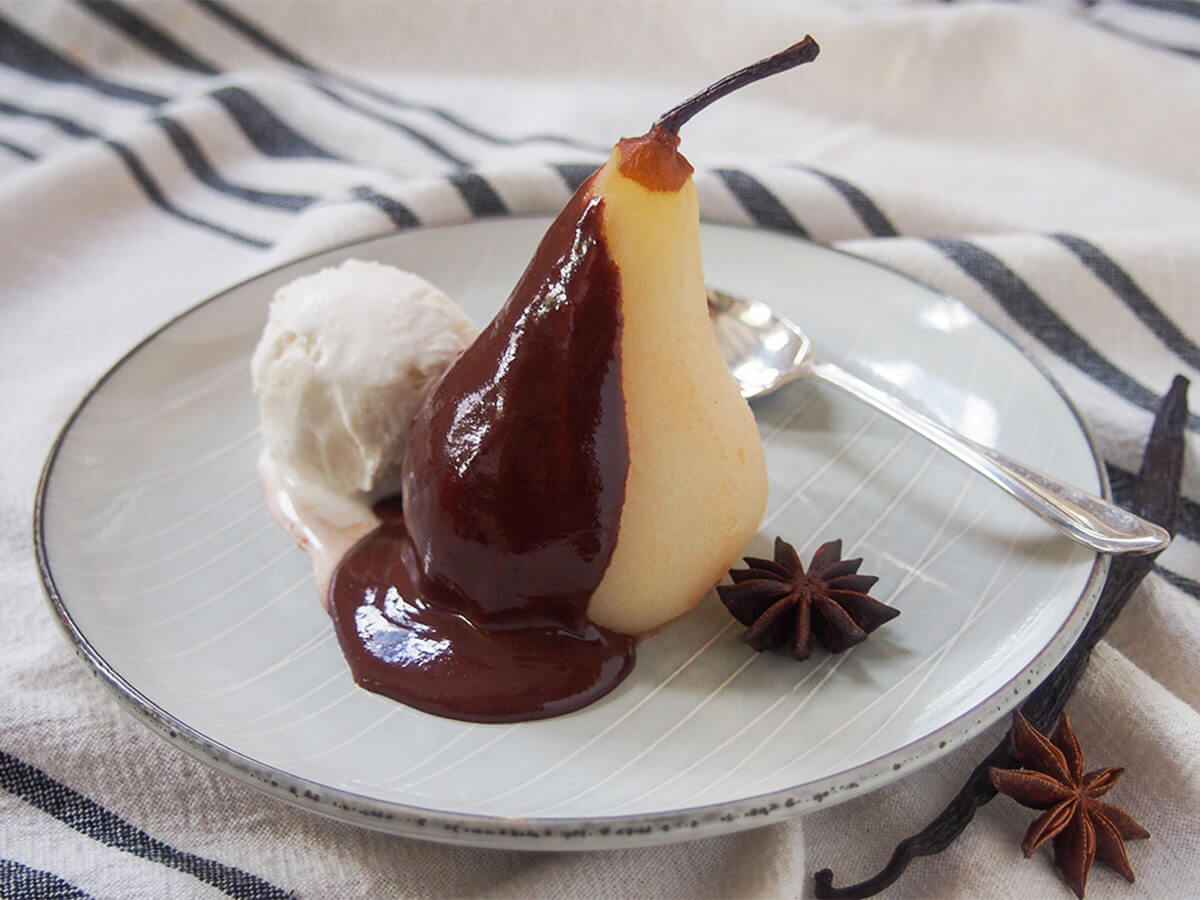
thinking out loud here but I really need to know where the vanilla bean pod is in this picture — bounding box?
[813,375,1189,900]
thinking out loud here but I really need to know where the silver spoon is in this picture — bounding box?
[707,288,1170,556]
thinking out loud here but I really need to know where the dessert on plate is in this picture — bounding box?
[253,39,820,722]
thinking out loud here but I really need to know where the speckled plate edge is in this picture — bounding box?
[33,221,1111,851]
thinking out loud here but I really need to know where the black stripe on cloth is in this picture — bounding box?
[9,3,502,174]
[1052,233,1200,373]
[80,0,220,75]
[208,86,336,160]
[448,171,508,217]
[715,169,809,237]
[308,73,606,156]
[0,98,93,139]
[1090,17,1200,59]
[153,115,315,210]
[0,136,35,159]
[1156,565,1200,599]
[191,0,308,66]
[796,165,899,237]
[1126,0,1200,22]
[103,136,271,247]
[380,93,606,154]
[0,750,294,899]
[0,858,93,900]
[552,163,594,193]
[0,97,272,246]
[86,0,474,171]
[72,0,473,172]
[930,238,1200,432]
[181,0,471,167]
[76,2,397,179]
[352,185,419,229]
[192,0,606,155]
[307,81,470,168]
[0,15,166,106]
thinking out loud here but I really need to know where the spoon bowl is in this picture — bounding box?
[707,288,1170,556]
[708,288,812,399]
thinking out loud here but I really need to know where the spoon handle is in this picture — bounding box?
[810,361,1170,555]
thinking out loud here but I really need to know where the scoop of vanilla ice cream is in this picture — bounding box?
[251,259,477,495]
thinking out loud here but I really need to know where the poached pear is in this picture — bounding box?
[330,39,820,722]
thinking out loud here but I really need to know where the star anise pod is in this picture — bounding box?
[989,711,1149,898]
[717,537,898,659]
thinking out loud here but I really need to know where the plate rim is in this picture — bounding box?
[33,217,1112,850]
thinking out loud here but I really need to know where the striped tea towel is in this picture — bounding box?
[1,1,1198,897]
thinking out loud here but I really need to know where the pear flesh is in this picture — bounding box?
[585,138,767,635]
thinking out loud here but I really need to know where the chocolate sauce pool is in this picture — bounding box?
[329,184,637,723]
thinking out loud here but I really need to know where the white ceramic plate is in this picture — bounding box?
[36,220,1108,850]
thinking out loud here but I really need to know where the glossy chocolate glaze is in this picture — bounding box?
[328,180,637,723]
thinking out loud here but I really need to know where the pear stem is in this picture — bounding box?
[654,37,820,135]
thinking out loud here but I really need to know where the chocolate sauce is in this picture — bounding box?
[328,181,637,723]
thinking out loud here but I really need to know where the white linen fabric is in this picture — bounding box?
[1,1,1198,897]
